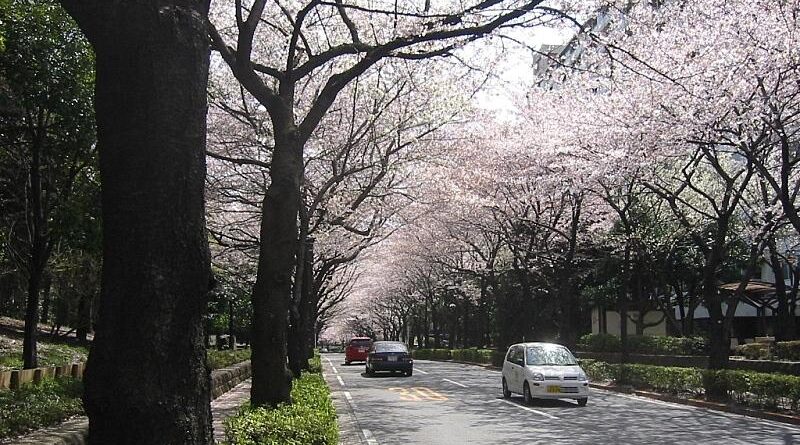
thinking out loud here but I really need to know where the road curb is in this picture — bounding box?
[589,382,800,426]
[422,357,800,427]
[321,360,368,445]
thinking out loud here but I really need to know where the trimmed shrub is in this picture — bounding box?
[208,348,251,370]
[774,341,800,361]
[412,349,452,361]
[582,359,800,411]
[733,343,771,360]
[0,377,84,439]
[577,333,620,353]
[307,351,322,374]
[224,372,337,445]
[577,334,707,355]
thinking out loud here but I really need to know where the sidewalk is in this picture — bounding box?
[211,379,251,443]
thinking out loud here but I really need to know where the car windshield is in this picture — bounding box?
[526,346,577,366]
[350,339,371,347]
[374,342,408,353]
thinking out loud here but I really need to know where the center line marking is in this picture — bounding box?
[344,391,353,402]
[331,366,338,374]
[498,399,559,419]
[336,375,345,386]
[414,368,429,374]
[443,378,468,388]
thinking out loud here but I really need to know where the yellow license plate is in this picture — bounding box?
[547,386,561,394]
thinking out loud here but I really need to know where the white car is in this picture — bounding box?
[501,342,589,406]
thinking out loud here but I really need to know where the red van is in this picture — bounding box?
[345,337,372,364]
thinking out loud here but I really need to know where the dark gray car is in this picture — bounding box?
[365,341,413,376]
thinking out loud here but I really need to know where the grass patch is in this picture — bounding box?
[208,348,251,370]
[0,377,84,439]
[0,337,88,371]
[224,372,337,445]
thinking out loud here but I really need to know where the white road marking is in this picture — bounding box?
[336,375,345,386]
[331,366,338,374]
[344,391,353,402]
[363,429,379,445]
[498,399,559,419]
[414,367,429,374]
[443,378,468,388]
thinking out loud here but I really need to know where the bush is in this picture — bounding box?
[582,359,800,411]
[774,341,800,361]
[733,343,771,360]
[208,348,251,370]
[307,351,322,374]
[224,373,337,445]
[413,348,505,366]
[411,349,451,361]
[577,333,620,352]
[0,377,84,439]
[577,334,707,355]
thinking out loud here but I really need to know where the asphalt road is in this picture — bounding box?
[322,352,800,445]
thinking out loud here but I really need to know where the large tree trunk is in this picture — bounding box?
[250,128,303,407]
[59,2,213,443]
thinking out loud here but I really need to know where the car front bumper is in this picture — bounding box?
[529,382,590,399]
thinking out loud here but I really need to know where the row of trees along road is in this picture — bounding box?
[0,0,585,443]
[0,0,99,369]
[354,0,800,400]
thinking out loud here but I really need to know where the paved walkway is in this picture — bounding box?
[211,379,251,443]
[6,379,253,445]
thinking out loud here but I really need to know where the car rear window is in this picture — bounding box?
[349,339,371,347]
[374,342,408,353]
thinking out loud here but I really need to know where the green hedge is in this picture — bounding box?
[579,359,800,410]
[734,341,800,361]
[774,341,800,361]
[224,372,337,445]
[208,348,252,370]
[0,377,84,439]
[577,334,707,356]
[412,348,505,367]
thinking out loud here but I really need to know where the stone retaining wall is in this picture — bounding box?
[7,360,252,445]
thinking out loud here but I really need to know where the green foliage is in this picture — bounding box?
[224,373,337,445]
[0,377,83,439]
[0,337,88,371]
[307,351,322,374]
[208,348,251,370]
[580,359,800,411]
[411,349,451,360]
[577,334,707,355]
[774,341,800,361]
[733,343,771,360]
[733,341,800,361]
[412,348,505,366]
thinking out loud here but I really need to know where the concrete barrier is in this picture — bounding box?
[1,363,87,390]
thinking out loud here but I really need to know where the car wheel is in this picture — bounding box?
[578,397,588,407]
[366,366,374,376]
[523,382,534,405]
[344,361,350,366]
[406,369,413,377]
[502,378,511,399]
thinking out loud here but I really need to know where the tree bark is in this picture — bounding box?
[250,128,303,406]
[58,2,213,443]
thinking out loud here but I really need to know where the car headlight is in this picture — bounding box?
[531,372,544,381]
[578,372,588,381]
